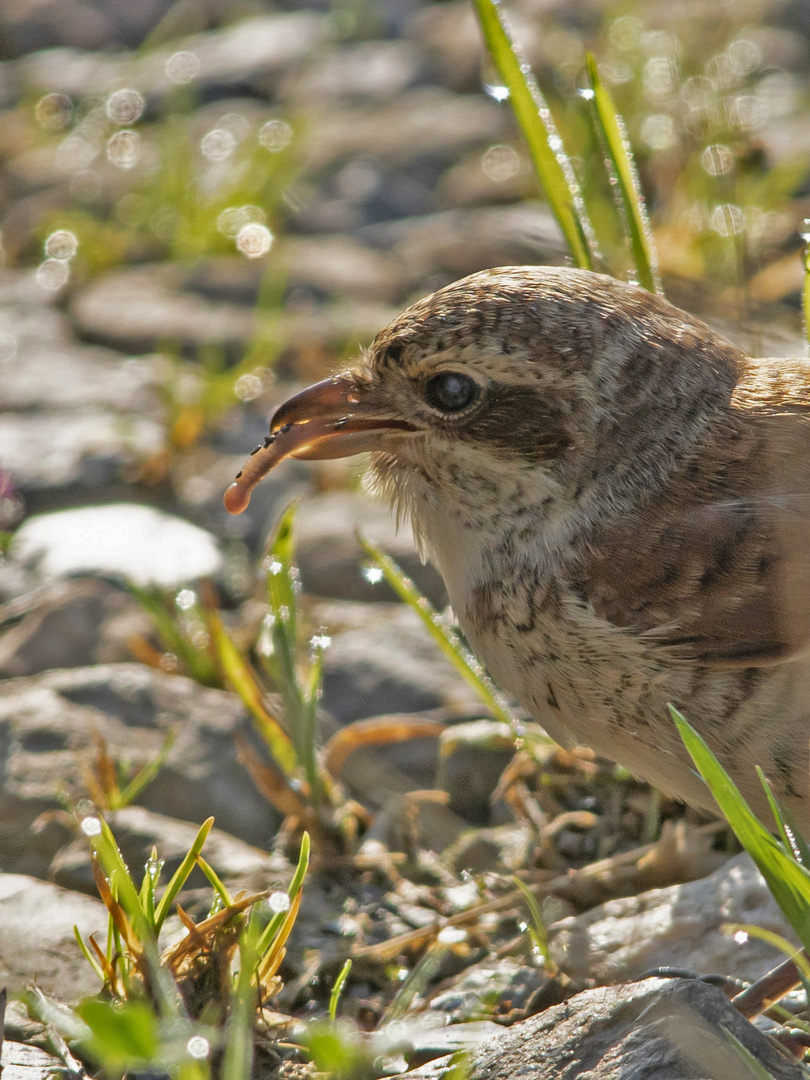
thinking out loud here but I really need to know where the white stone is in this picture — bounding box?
[12,504,223,587]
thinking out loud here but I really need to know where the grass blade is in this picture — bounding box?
[671,705,810,953]
[207,609,298,778]
[585,53,661,294]
[329,960,352,1022]
[472,0,596,269]
[359,535,516,729]
[153,816,215,933]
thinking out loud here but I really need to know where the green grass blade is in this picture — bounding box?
[329,959,352,1022]
[117,729,177,810]
[359,535,517,729]
[472,0,596,269]
[255,831,310,957]
[721,1030,777,1080]
[196,854,234,909]
[512,877,557,973]
[757,766,810,867]
[671,705,810,953]
[153,817,215,933]
[74,926,106,984]
[207,610,298,777]
[585,54,660,294]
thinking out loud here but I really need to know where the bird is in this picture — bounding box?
[225,265,810,828]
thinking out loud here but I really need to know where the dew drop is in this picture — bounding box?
[105,88,144,125]
[44,229,78,261]
[107,129,141,169]
[80,816,102,837]
[175,588,197,611]
[200,128,236,162]
[165,51,200,84]
[236,223,273,258]
[234,372,263,400]
[267,890,291,913]
[35,92,72,131]
[259,119,293,152]
[361,565,384,585]
[186,1036,210,1060]
[36,259,70,291]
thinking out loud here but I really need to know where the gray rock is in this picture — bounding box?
[0,340,158,412]
[357,203,566,292]
[10,504,223,587]
[70,262,396,357]
[0,663,279,875]
[11,13,326,101]
[284,41,424,105]
[0,576,151,677]
[303,88,507,172]
[401,978,804,1080]
[50,804,291,898]
[0,873,108,1000]
[550,852,800,985]
[0,1041,68,1080]
[313,600,483,723]
[0,411,164,494]
[295,490,446,606]
[428,957,548,1023]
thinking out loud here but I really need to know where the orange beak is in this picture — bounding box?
[224,376,414,514]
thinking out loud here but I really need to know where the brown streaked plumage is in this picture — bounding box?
[225,266,810,826]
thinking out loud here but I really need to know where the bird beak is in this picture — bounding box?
[224,376,414,514]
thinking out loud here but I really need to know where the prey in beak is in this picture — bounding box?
[223,376,414,514]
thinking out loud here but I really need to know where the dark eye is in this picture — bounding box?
[424,372,479,413]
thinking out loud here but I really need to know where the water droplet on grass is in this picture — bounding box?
[236,223,273,258]
[44,230,78,261]
[36,93,72,131]
[107,129,140,169]
[105,88,144,125]
[259,119,292,151]
[165,51,200,84]
[200,128,236,162]
[36,260,70,291]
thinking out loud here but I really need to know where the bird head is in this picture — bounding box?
[225,266,742,558]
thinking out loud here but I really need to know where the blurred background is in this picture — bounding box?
[1,0,810,560]
[2,0,810,1017]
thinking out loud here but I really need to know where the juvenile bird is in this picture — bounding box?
[225,266,810,827]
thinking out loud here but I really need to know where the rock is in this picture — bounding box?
[0,411,164,496]
[10,504,224,587]
[437,719,515,823]
[0,1041,68,1080]
[1,0,179,56]
[445,822,535,874]
[70,262,396,358]
[50,804,291,898]
[400,977,805,1080]
[283,41,424,105]
[428,957,549,1023]
[356,203,566,294]
[0,663,279,875]
[0,576,150,677]
[10,13,326,101]
[303,88,507,172]
[0,873,108,999]
[0,340,158,412]
[550,852,800,985]
[295,490,446,606]
[313,600,484,724]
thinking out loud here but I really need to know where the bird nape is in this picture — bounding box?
[225,264,810,830]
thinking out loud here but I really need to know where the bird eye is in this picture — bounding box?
[424,372,478,413]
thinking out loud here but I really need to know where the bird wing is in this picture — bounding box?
[577,405,810,668]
